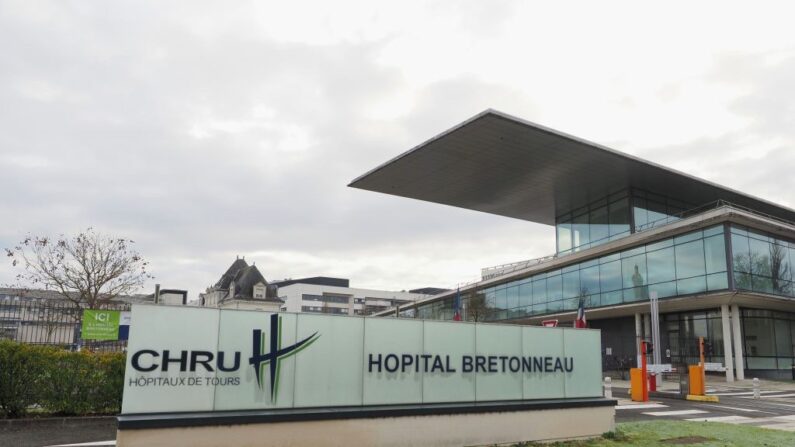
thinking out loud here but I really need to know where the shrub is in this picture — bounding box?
[0,341,51,417]
[0,341,126,417]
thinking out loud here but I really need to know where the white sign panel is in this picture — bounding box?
[121,305,603,414]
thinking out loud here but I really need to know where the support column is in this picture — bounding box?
[635,313,642,368]
[643,314,651,340]
[721,304,735,382]
[731,304,745,381]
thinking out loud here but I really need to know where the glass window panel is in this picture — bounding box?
[580,258,599,269]
[532,279,547,305]
[646,200,668,227]
[704,235,728,274]
[580,265,600,296]
[621,246,646,258]
[562,264,579,274]
[674,231,702,245]
[608,198,630,236]
[572,212,590,249]
[770,243,791,294]
[650,280,677,299]
[518,283,533,307]
[547,299,563,312]
[675,239,706,278]
[547,274,563,301]
[633,197,649,230]
[747,357,777,369]
[557,222,572,253]
[730,225,748,236]
[590,205,609,243]
[533,302,547,315]
[752,275,774,294]
[599,260,622,292]
[601,290,622,306]
[744,318,776,357]
[706,272,729,291]
[748,237,772,278]
[731,233,751,273]
[562,271,580,299]
[506,286,519,309]
[647,246,676,284]
[646,238,673,252]
[677,276,706,295]
[703,225,724,237]
[600,253,620,264]
[774,319,793,357]
[495,288,507,310]
[622,254,648,301]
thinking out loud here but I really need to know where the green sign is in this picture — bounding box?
[82,310,121,340]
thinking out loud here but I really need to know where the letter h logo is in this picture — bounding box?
[249,314,320,402]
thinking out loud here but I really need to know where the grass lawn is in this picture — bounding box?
[515,421,795,446]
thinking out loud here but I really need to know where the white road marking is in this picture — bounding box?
[765,393,795,399]
[615,403,668,410]
[643,409,708,416]
[698,404,760,413]
[45,442,116,447]
[772,414,795,421]
[685,415,752,423]
[711,390,782,396]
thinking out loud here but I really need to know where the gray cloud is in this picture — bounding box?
[1,3,793,298]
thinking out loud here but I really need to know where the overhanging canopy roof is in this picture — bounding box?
[349,109,795,225]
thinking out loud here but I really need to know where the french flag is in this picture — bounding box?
[574,296,587,328]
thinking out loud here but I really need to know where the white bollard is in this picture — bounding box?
[604,376,612,399]
[753,378,760,399]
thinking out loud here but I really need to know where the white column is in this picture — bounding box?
[635,313,642,367]
[721,304,735,382]
[731,304,745,380]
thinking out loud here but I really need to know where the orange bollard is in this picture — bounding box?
[689,365,704,396]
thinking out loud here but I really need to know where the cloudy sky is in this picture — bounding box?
[1,1,794,298]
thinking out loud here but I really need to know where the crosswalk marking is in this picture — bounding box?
[711,390,782,396]
[685,415,752,423]
[643,409,708,417]
[699,404,760,413]
[739,393,795,399]
[615,403,668,410]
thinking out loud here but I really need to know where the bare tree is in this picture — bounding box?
[5,228,151,310]
[466,288,491,322]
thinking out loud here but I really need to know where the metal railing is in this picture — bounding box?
[0,297,130,351]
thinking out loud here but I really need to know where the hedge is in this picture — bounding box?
[0,340,125,417]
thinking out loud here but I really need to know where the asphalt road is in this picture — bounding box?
[615,387,795,433]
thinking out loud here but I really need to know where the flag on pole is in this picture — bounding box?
[453,287,462,321]
[574,296,587,328]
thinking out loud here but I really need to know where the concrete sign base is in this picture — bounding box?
[117,399,616,447]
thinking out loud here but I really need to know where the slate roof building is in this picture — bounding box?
[355,109,795,380]
[199,257,283,312]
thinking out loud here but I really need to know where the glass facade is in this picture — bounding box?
[730,225,795,298]
[555,189,695,255]
[742,309,795,370]
[555,191,630,254]
[414,225,729,322]
[632,189,692,232]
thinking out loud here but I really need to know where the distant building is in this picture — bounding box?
[273,277,435,316]
[199,257,283,312]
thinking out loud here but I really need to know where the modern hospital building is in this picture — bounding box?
[351,110,795,381]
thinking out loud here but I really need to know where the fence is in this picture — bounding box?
[0,298,130,352]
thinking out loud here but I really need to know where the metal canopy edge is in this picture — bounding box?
[349,109,795,225]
